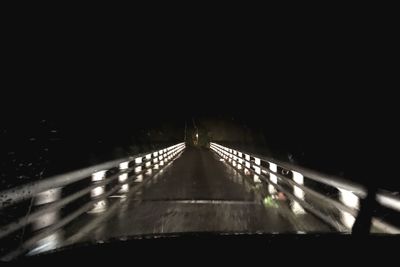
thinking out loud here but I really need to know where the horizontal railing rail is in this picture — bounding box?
[210,142,400,234]
[0,143,184,209]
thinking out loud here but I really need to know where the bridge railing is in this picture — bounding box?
[210,142,400,234]
[0,142,185,260]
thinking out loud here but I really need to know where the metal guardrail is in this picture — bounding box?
[0,143,186,261]
[210,142,400,234]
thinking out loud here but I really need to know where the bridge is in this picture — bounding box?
[1,142,399,261]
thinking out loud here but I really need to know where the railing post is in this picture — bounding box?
[244,154,251,175]
[267,162,277,194]
[135,157,143,182]
[291,170,306,214]
[118,161,130,194]
[159,149,164,166]
[145,153,152,176]
[29,187,62,255]
[88,170,107,213]
[237,152,243,170]
[253,157,261,183]
[338,188,359,229]
[153,151,159,170]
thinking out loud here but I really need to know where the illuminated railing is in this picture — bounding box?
[0,143,185,260]
[210,142,400,234]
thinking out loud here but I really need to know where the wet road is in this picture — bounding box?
[61,147,331,244]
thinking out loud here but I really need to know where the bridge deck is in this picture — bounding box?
[61,147,331,244]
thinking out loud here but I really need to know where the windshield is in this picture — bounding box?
[1,115,399,261]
